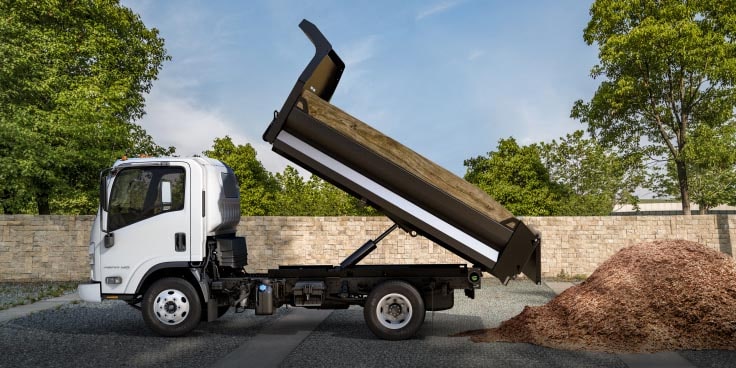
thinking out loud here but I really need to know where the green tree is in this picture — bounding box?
[572,0,736,215]
[271,166,377,216]
[464,138,563,216]
[0,0,170,214]
[48,124,174,214]
[312,177,377,216]
[539,130,644,215]
[657,123,736,213]
[271,166,307,216]
[203,136,278,216]
[128,124,176,158]
[203,137,377,217]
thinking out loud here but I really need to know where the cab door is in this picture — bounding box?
[100,163,191,295]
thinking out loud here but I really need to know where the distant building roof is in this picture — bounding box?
[612,201,736,215]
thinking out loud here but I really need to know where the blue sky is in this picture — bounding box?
[121,0,599,176]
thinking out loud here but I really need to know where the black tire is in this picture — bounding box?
[364,280,425,340]
[142,277,202,337]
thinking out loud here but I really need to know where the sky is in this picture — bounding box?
[120,0,599,177]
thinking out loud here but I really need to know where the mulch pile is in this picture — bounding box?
[453,240,736,353]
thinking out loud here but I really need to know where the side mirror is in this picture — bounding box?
[161,181,172,211]
[104,233,115,248]
[99,169,110,212]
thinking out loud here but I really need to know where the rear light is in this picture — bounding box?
[468,271,482,285]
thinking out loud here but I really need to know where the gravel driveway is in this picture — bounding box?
[1,280,735,368]
[1,301,288,368]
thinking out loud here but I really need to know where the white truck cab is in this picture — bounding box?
[79,157,240,303]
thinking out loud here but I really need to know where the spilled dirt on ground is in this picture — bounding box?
[453,240,736,353]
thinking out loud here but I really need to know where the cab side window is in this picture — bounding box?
[107,166,186,231]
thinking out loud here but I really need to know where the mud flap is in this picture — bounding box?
[206,299,218,322]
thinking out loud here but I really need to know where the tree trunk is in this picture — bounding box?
[675,159,691,216]
[36,193,50,215]
[1,191,11,214]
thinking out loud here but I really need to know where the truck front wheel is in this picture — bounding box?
[364,280,425,340]
[142,277,202,336]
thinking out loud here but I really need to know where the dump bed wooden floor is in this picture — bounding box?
[301,91,516,227]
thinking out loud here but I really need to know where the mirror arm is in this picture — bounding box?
[99,168,111,233]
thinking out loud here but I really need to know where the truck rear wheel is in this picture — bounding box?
[142,277,202,337]
[364,280,425,340]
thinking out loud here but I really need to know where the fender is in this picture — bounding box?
[134,262,208,300]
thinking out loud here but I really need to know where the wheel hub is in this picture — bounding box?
[165,301,177,314]
[153,289,190,326]
[388,304,402,318]
[376,293,412,330]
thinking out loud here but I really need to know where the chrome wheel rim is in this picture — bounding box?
[375,293,412,329]
[153,289,190,325]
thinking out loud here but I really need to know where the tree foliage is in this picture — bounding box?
[204,136,377,216]
[539,131,644,215]
[0,0,171,214]
[464,138,563,216]
[572,0,736,215]
[203,136,278,216]
[465,135,642,216]
[270,167,377,216]
[657,123,736,213]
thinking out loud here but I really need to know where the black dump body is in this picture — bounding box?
[264,20,541,284]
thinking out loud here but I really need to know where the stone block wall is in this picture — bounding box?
[1,215,733,282]
[0,215,94,282]
[523,215,735,278]
[239,217,465,274]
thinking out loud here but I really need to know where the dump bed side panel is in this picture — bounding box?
[271,128,504,270]
[292,91,517,248]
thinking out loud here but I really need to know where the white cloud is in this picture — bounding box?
[507,95,580,146]
[416,1,462,21]
[335,35,378,97]
[138,89,300,175]
[341,35,378,66]
[332,35,392,134]
[467,49,485,61]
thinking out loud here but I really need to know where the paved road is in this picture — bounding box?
[1,280,734,368]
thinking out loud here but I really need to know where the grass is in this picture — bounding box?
[551,270,588,282]
[0,281,80,311]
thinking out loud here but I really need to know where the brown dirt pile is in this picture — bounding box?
[454,240,736,352]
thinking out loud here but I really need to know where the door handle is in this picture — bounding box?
[175,233,186,252]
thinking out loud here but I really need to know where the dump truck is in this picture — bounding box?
[78,20,541,340]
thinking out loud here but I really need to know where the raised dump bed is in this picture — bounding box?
[264,20,541,284]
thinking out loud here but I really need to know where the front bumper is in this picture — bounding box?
[78,282,102,303]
